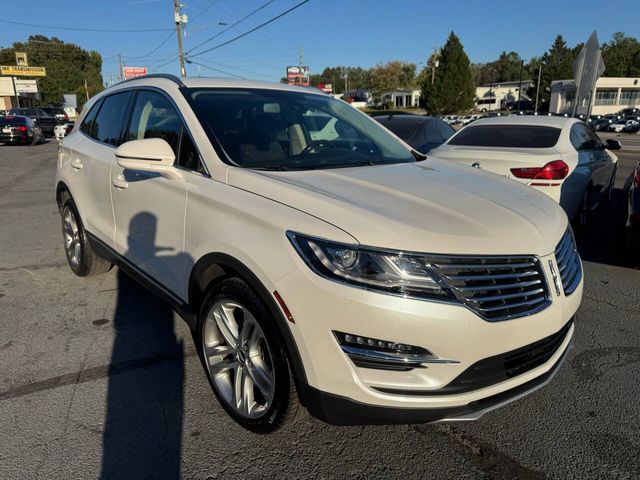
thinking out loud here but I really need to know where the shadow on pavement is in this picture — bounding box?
[100,213,185,480]
[575,182,638,269]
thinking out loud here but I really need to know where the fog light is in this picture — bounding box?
[334,331,442,371]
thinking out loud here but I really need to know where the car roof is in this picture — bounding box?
[467,115,572,128]
[114,75,328,97]
[375,115,434,124]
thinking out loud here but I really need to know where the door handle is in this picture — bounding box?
[112,174,129,189]
[71,158,83,170]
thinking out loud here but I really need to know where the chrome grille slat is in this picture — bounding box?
[435,261,535,270]
[476,296,548,313]
[430,254,551,322]
[468,287,545,303]
[456,279,542,292]
[554,229,582,296]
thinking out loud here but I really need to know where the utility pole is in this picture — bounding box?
[174,0,187,77]
[535,62,543,113]
[118,54,124,82]
[11,76,20,108]
[299,46,303,66]
[430,48,440,86]
[84,79,90,102]
[516,59,524,112]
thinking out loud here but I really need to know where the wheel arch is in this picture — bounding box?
[188,252,309,396]
[55,181,72,213]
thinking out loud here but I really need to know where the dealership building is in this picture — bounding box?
[475,80,534,111]
[549,77,640,115]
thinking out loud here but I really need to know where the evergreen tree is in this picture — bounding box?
[527,35,574,112]
[421,32,476,114]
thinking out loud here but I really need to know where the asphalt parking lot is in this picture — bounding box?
[0,135,639,480]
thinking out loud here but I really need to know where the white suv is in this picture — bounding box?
[56,75,582,432]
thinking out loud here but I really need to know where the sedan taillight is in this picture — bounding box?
[15,126,28,132]
[511,160,569,185]
[634,166,640,188]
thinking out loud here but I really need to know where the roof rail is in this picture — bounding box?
[116,73,185,87]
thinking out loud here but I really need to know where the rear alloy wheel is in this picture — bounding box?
[60,196,112,276]
[197,277,302,432]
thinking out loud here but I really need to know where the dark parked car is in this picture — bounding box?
[591,118,612,131]
[373,114,455,153]
[0,115,45,145]
[627,162,640,246]
[40,107,69,124]
[8,108,56,136]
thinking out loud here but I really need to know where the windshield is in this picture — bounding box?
[187,88,416,170]
[448,124,561,148]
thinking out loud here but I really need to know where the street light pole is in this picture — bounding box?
[174,0,187,77]
[516,60,524,112]
[535,61,543,113]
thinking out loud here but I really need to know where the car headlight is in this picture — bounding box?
[287,232,454,300]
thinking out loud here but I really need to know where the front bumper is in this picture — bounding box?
[300,329,573,425]
[276,250,582,421]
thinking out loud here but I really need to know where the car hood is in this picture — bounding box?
[226,158,568,256]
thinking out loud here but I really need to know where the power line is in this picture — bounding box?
[187,0,309,59]
[187,0,276,55]
[127,29,177,59]
[0,19,172,33]
[186,59,245,78]
[189,0,221,23]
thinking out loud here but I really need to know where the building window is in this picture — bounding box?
[620,89,640,106]
[564,90,575,109]
[594,89,618,106]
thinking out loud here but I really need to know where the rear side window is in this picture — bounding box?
[377,118,423,143]
[92,91,131,146]
[448,125,561,148]
[570,123,603,151]
[79,101,101,137]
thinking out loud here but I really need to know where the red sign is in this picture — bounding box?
[287,66,309,86]
[123,67,147,79]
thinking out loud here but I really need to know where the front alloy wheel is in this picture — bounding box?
[197,277,302,432]
[202,300,275,418]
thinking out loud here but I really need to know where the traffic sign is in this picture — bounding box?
[0,65,46,77]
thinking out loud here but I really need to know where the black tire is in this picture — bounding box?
[196,277,302,433]
[60,192,112,276]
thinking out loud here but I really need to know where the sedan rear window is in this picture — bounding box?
[448,125,561,148]
[0,116,27,125]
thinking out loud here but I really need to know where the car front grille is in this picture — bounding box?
[554,229,582,296]
[431,255,551,322]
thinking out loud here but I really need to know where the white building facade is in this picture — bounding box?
[475,80,533,111]
[380,89,421,108]
[550,77,640,115]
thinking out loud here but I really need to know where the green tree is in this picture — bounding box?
[420,31,476,114]
[0,35,103,110]
[526,35,574,112]
[602,32,640,76]
[367,61,416,96]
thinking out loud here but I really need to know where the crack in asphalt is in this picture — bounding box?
[0,346,197,402]
[416,424,549,480]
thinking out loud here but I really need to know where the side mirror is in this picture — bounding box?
[605,139,622,151]
[115,138,181,179]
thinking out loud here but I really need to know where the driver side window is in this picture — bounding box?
[127,90,205,174]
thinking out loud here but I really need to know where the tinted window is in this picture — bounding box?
[448,125,561,148]
[93,91,131,145]
[127,90,204,173]
[0,116,27,125]
[423,120,444,144]
[177,129,205,174]
[436,121,455,140]
[79,101,101,137]
[188,88,415,170]
[570,123,603,151]
[376,117,423,143]
[127,90,181,153]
